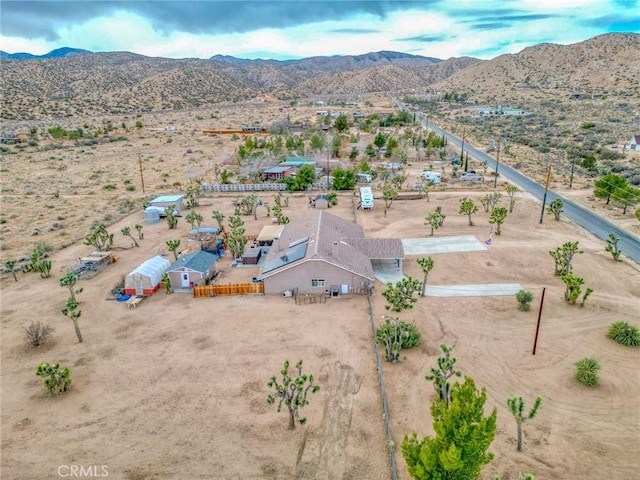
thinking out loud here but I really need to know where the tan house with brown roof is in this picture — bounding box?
[257,210,403,295]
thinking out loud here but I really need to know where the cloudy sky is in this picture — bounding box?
[1,1,638,60]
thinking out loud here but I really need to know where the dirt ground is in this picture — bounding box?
[1,184,639,480]
[1,97,639,479]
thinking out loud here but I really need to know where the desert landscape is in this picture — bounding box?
[1,158,639,479]
[1,33,640,480]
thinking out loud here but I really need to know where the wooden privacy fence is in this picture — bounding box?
[193,283,264,297]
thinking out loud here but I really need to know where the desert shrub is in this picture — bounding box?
[36,362,71,396]
[376,316,421,362]
[574,357,600,386]
[606,321,640,347]
[516,290,534,311]
[25,321,53,347]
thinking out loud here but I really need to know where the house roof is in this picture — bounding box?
[151,194,184,203]
[168,250,217,273]
[259,210,398,281]
[257,225,284,242]
[345,238,404,260]
[263,166,294,174]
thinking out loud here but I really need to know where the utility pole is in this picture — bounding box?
[539,163,552,224]
[532,287,546,355]
[494,139,500,188]
[568,152,575,189]
[138,152,145,193]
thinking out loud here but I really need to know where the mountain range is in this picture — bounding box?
[0,33,638,121]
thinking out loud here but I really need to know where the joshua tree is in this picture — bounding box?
[267,360,320,429]
[382,277,423,312]
[546,198,564,221]
[421,183,431,202]
[605,233,623,261]
[507,395,542,451]
[376,315,421,363]
[505,184,518,213]
[185,211,203,231]
[516,290,534,311]
[425,343,462,408]
[382,182,398,209]
[435,205,446,226]
[166,239,181,261]
[121,226,139,247]
[24,245,52,278]
[134,224,144,239]
[480,192,502,212]
[489,206,508,235]
[425,211,443,236]
[549,241,583,276]
[59,272,83,302]
[36,362,72,396]
[458,197,478,226]
[560,271,594,307]
[161,272,173,294]
[164,205,179,229]
[227,215,248,259]
[84,223,113,251]
[61,298,83,343]
[212,210,225,232]
[4,259,18,282]
[417,257,435,296]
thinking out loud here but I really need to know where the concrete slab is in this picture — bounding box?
[424,284,523,297]
[371,259,404,285]
[402,235,487,255]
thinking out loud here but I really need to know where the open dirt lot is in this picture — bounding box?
[1,184,639,479]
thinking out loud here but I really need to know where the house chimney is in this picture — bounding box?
[332,241,339,259]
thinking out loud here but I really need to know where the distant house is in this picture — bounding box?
[261,166,296,181]
[257,211,403,295]
[627,135,640,151]
[166,251,217,291]
[476,108,493,117]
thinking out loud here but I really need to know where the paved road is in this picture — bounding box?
[396,100,640,264]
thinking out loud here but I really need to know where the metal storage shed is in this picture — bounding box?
[149,194,185,212]
[124,255,171,296]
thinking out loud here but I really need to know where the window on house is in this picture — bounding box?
[311,279,325,287]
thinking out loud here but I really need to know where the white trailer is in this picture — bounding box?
[360,186,374,210]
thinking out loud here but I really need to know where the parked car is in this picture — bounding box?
[486,145,496,153]
[459,172,484,182]
[382,163,404,170]
[451,157,461,165]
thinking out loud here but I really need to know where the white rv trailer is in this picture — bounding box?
[360,186,374,210]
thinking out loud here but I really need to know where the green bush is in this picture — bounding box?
[607,321,640,347]
[516,289,534,311]
[574,357,600,386]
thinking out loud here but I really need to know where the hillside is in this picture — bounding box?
[430,32,640,103]
[0,33,638,122]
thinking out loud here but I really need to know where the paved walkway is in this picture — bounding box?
[401,235,487,255]
[425,283,523,297]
